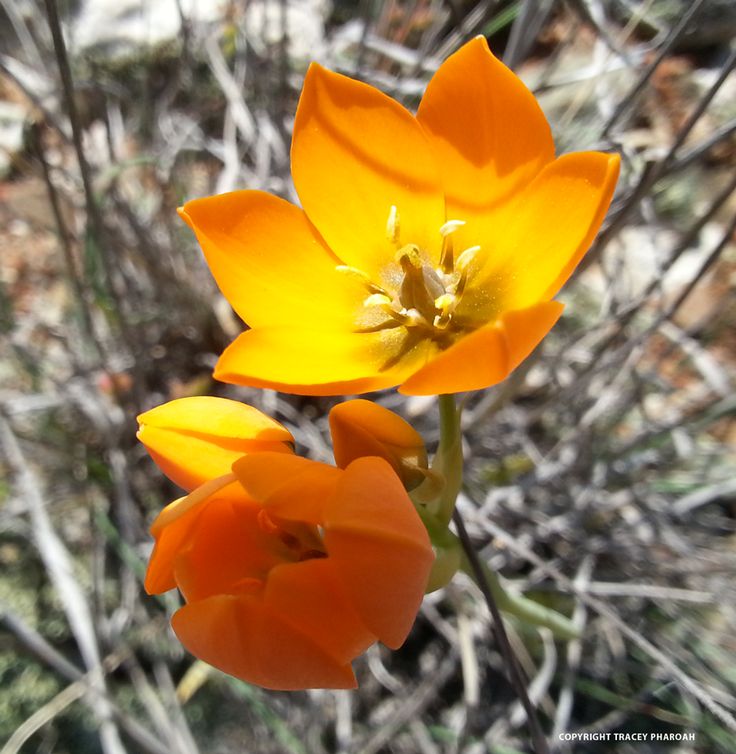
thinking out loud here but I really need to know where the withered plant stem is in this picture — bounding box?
[452,508,551,754]
[43,0,144,408]
[30,123,106,365]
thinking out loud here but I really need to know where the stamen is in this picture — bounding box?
[456,245,480,273]
[257,509,280,536]
[433,293,456,330]
[336,265,387,295]
[358,210,480,344]
[386,309,411,325]
[453,271,468,299]
[362,293,414,327]
[363,293,393,308]
[439,219,465,237]
[386,205,400,245]
[439,234,454,274]
[451,246,480,299]
[434,293,456,312]
[403,308,428,327]
[433,312,451,329]
[439,221,464,274]
[354,320,405,333]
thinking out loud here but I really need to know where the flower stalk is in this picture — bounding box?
[434,394,464,525]
[422,393,578,640]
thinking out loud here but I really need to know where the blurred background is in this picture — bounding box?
[1,0,735,752]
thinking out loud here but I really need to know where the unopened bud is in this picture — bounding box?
[137,397,293,492]
[329,400,428,490]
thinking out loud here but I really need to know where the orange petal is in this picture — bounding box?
[137,397,293,491]
[324,457,434,649]
[477,152,621,311]
[399,301,565,395]
[329,399,427,485]
[417,37,554,227]
[145,495,205,594]
[172,594,358,690]
[149,474,240,537]
[265,559,376,665]
[232,452,341,525]
[172,496,287,603]
[178,191,361,327]
[292,63,445,280]
[145,475,243,594]
[214,326,430,396]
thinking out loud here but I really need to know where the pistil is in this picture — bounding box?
[338,206,481,344]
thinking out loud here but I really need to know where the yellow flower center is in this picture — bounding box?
[338,206,481,354]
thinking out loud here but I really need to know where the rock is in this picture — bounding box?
[243,0,331,63]
[69,0,223,56]
[0,102,26,178]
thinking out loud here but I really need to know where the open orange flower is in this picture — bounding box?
[178,36,620,396]
[139,398,434,689]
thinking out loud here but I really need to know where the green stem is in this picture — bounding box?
[432,394,463,524]
[428,394,577,639]
[431,395,578,639]
[459,553,578,640]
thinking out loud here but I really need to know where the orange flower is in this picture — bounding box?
[139,399,434,689]
[136,396,293,492]
[178,37,620,396]
[329,399,427,489]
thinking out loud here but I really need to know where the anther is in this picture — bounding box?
[363,293,393,308]
[336,265,387,295]
[456,245,480,273]
[439,219,465,237]
[439,219,465,274]
[386,205,400,245]
[257,509,279,536]
[433,293,456,330]
[434,293,456,313]
[403,308,428,327]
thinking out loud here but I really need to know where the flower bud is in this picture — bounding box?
[329,400,428,490]
[137,397,293,492]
